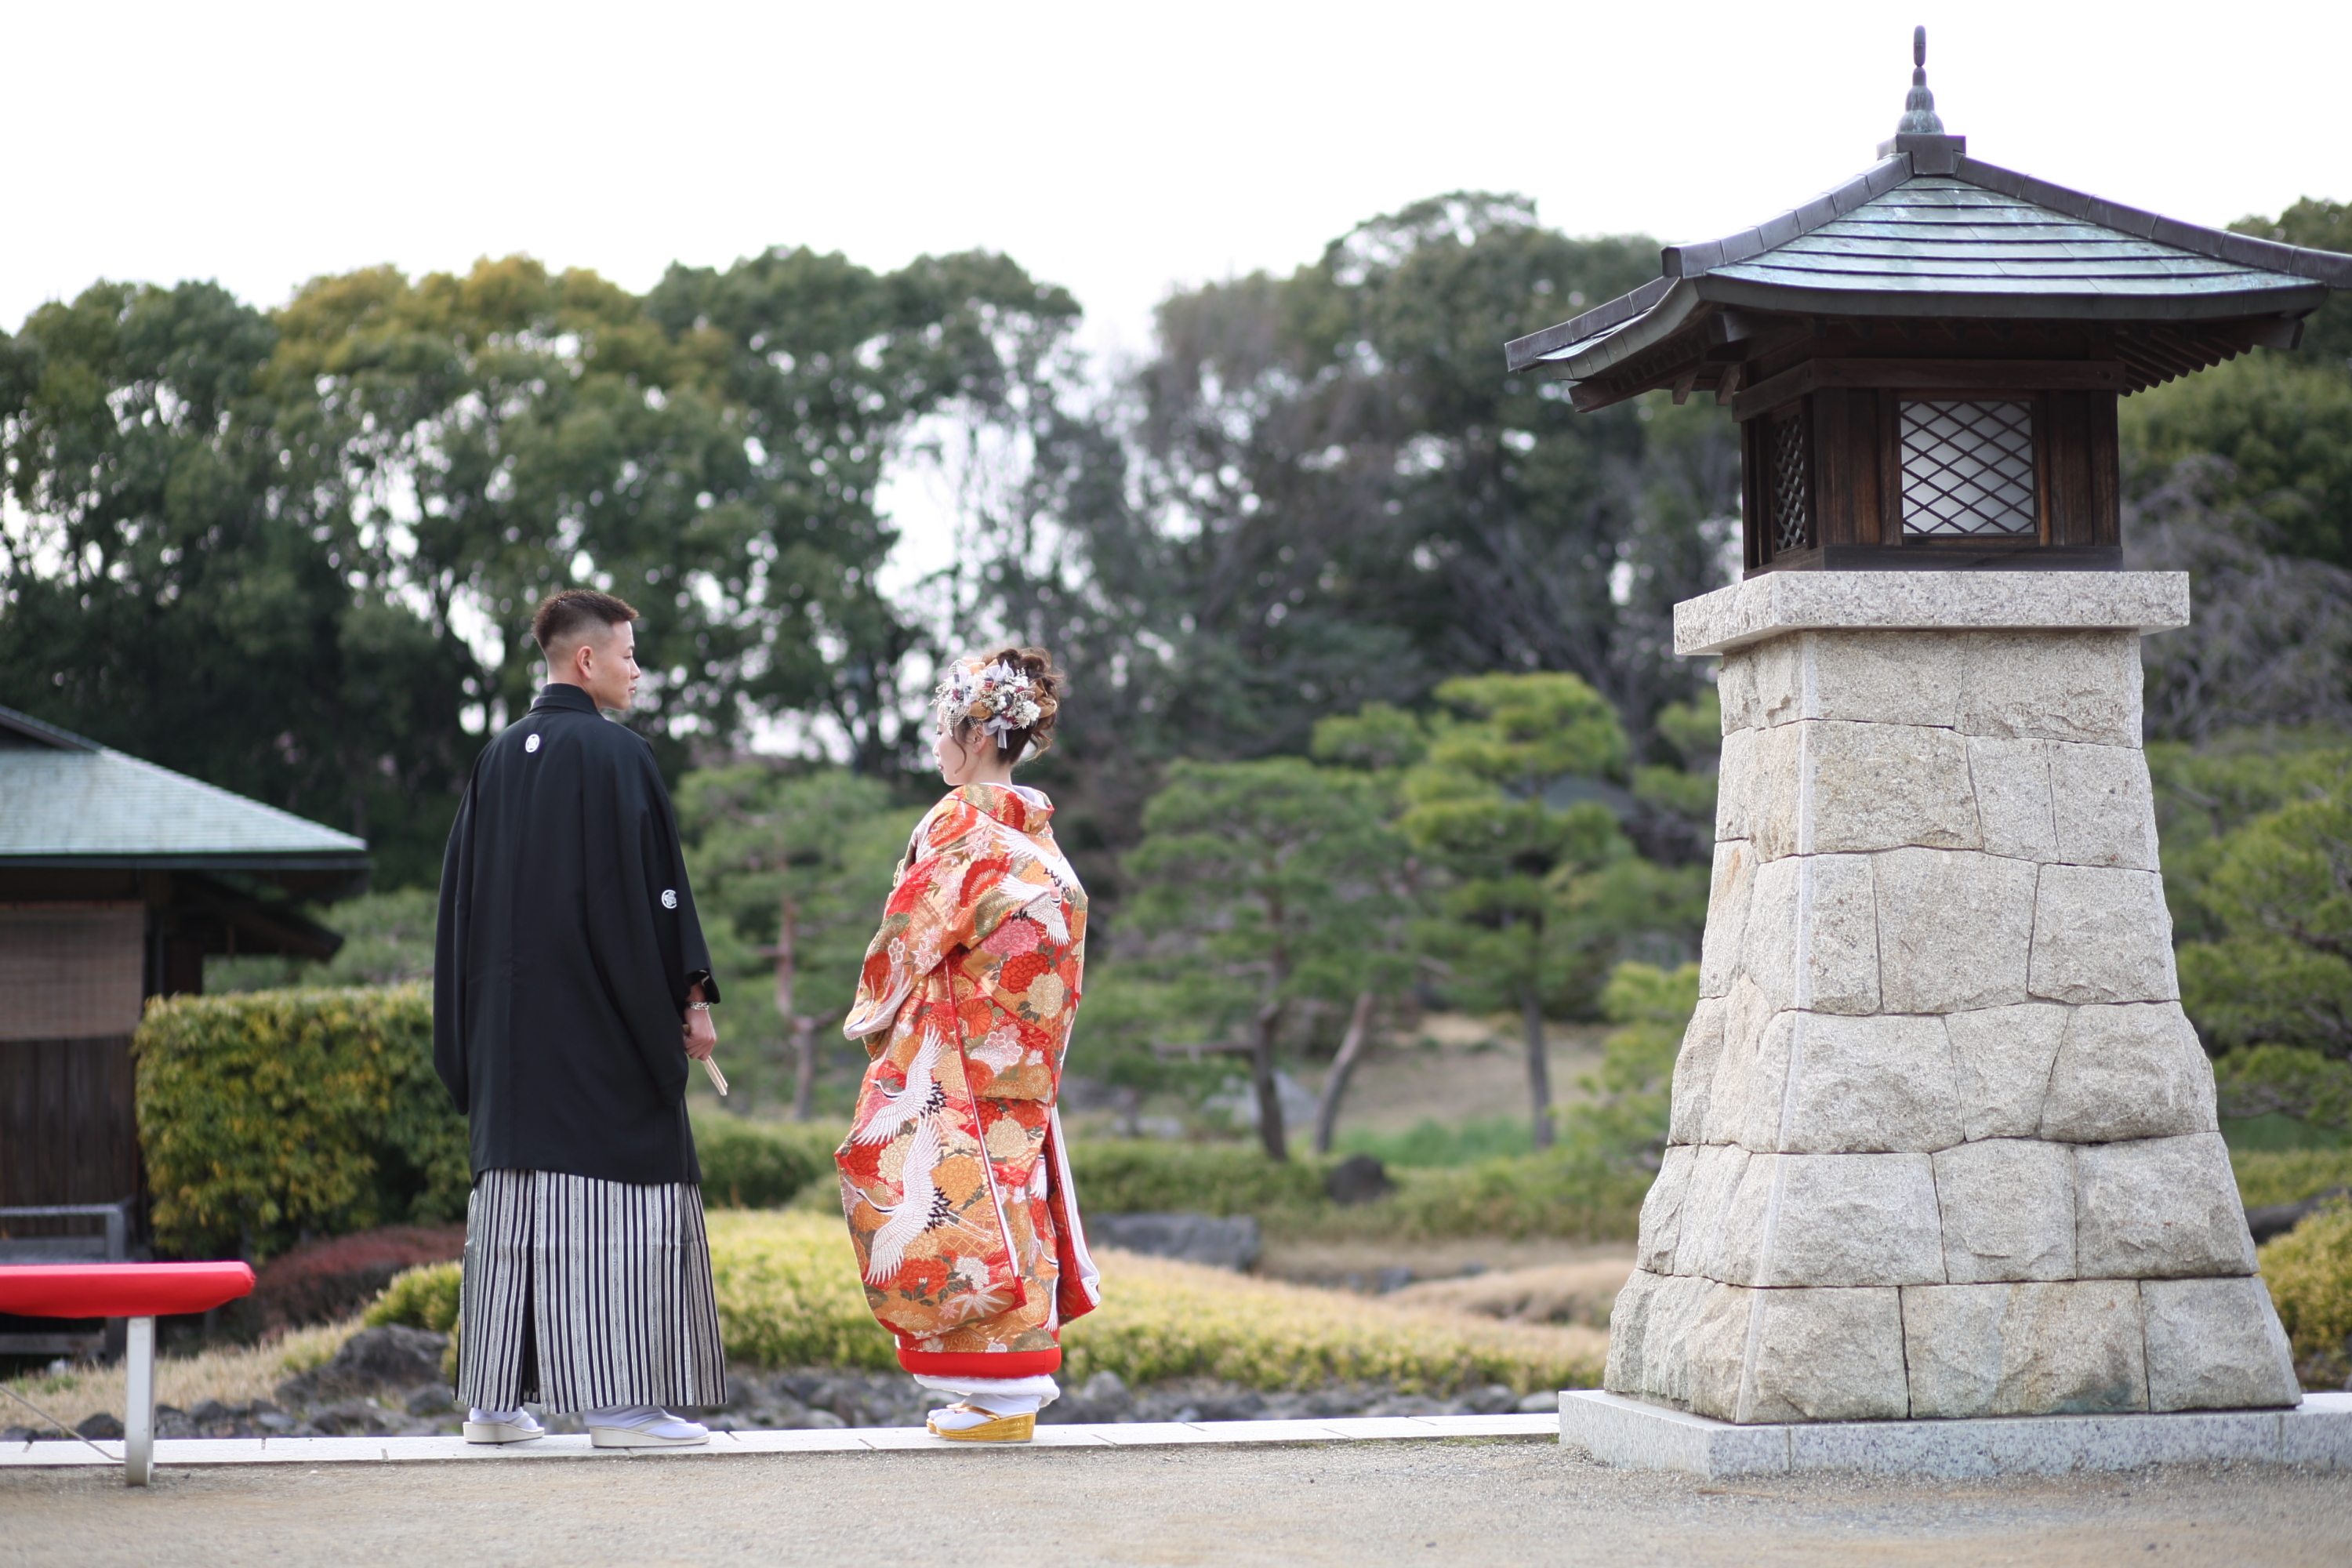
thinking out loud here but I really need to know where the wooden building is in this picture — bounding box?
[0,702,366,1267]
[1505,29,2352,574]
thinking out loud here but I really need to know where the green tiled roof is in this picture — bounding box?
[0,706,367,866]
[1708,176,2312,301]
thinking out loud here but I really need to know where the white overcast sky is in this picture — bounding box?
[7,0,2348,365]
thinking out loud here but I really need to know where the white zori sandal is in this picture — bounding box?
[927,1402,1036,1443]
[586,1405,712,1448]
[463,1408,546,1444]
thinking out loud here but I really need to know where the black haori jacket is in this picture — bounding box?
[434,683,718,1186]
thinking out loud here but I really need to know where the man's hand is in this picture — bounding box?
[683,984,717,1061]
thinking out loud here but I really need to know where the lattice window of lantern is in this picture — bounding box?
[1900,399,2038,537]
[1766,411,1812,555]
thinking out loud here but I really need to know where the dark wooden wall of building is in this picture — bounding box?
[0,1036,141,1210]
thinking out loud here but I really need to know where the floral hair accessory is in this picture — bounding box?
[934,659,1044,742]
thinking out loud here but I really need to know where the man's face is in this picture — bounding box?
[572,619,641,712]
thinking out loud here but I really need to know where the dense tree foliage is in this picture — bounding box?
[16,189,2352,1160]
[1004,196,1739,902]
[1,251,1073,883]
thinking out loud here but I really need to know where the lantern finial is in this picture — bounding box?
[1897,25,1945,134]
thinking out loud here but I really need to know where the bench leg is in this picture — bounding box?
[124,1316,154,1486]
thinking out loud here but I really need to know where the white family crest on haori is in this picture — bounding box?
[524,733,541,753]
[660,888,678,909]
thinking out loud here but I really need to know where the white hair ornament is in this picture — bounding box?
[934,659,1044,743]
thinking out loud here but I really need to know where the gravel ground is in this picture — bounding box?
[4,1440,2347,1567]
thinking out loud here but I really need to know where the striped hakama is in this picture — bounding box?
[456,1168,726,1414]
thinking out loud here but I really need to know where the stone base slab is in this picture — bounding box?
[1559,1389,2352,1479]
[1674,570,2190,656]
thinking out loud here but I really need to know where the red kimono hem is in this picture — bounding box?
[896,1345,1062,1379]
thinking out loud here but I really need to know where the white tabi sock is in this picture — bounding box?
[467,1407,540,1430]
[915,1373,1059,1428]
[584,1404,709,1439]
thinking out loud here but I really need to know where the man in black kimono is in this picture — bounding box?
[434,588,727,1449]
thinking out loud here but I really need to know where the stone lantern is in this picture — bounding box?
[1513,32,2352,1475]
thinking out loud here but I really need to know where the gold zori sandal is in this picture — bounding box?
[927,1403,1036,1443]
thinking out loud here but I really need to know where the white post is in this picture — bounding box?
[123,1316,154,1486]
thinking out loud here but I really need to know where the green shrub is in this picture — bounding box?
[1060,1131,1648,1241]
[1333,1116,1533,1167]
[701,1211,1605,1392]
[135,985,467,1260]
[706,1210,898,1370]
[2234,1149,2352,1208]
[1064,1250,1606,1395]
[693,1114,837,1208]
[365,1261,463,1335]
[1333,1145,1651,1243]
[2257,1200,2352,1389]
[1065,1140,1332,1215]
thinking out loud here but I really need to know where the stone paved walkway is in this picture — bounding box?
[5,1429,2347,1567]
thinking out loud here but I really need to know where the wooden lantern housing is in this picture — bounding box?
[1505,31,2352,575]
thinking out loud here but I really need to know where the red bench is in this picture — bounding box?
[0,1263,256,1484]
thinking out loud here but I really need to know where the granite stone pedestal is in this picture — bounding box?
[1600,572,2303,1445]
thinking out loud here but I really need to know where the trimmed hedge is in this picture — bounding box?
[136,985,467,1261]
[136,986,852,1259]
[1065,1140,1331,1217]
[693,1115,840,1209]
[368,1210,1607,1393]
[366,1261,463,1336]
[1062,1250,1605,1394]
[2233,1149,2352,1208]
[1370,1146,1652,1243]
[1064,1138,1649,1242]
[2257,1200,2352,1390]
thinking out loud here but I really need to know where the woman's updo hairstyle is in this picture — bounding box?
[952,645,1062,764]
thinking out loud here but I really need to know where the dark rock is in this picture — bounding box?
[4,1425,38,1443]
[309,1399,401,1437]
[254,1410,299,1433]
[1325,1153,1393,1207]
[2245,1189,2351,1244]
[404,1385,455,1417]
[1090,1212,1261,1271]
[1188,1389,1265,1421]
[77,1412,125,1439]
[1462,1384,1522,1414]
[188,1399,237,1424]
[1042,1370,1134,1425]
[275,1324,449,1405]
[1374,1266,1414,1294]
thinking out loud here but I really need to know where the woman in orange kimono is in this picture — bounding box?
[837,647,1098,1443]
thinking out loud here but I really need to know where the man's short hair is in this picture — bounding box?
[532,590,639,655]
